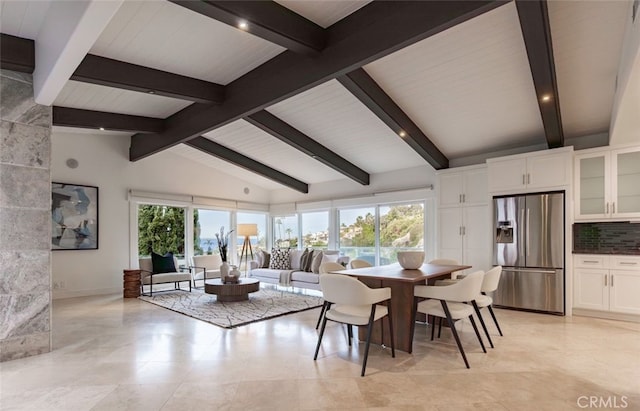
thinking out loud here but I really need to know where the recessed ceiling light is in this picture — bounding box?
[238,20,248,30]
[399,131,407,137]
[148,90,155,94]
[99,127,105,131]
[541,94,551,102]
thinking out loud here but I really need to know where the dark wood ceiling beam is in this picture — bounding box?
[71,54,225,104]
[246,110,370,185]
[131,1,507,161]
[337,68,449,170]
[515,0,564,148]
[0,33,35,73]
[53,107,165,134]
[186,137,308,193]
[170,0,326,55]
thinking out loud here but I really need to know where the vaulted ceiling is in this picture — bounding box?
[1,0,635,194]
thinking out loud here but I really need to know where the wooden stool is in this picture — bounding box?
[123,269,142,298]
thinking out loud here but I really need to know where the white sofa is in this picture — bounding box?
[138,256,192,296]
[249,249,349,291]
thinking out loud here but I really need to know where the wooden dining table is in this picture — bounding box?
[330,263,471,353]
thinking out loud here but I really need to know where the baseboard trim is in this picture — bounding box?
[572,308,640,323]
[53,287,122,300]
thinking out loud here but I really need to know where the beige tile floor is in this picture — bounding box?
[1,291,639,411]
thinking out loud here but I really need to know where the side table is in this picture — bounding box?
[123,269,142,298]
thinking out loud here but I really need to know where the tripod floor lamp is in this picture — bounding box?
[238,223,258,276]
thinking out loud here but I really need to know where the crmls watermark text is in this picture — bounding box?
[577,396,629,409]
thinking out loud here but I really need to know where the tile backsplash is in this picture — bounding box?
[573,222,640,255]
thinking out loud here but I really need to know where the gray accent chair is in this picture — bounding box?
[138,256,192,296]
[191,254,222,288]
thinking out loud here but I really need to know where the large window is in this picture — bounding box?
[194,209,231,256]
[273,215,298,249]
[301,211,329,249]
[138,204,186,259]
[379,203,424,264]
[339,207,376,264]
[237,212,267,270]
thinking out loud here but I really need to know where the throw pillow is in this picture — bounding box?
[298,248,310,271]
[311,251,324,274]
[151,252,176,273]
[302,249,314,272]
[321,253,339,264]
[269,248,291,270]
[255,250,264,268]
[290,249,305,270]
[262,251,271,268]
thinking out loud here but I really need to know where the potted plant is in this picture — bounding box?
[215,227,233,280]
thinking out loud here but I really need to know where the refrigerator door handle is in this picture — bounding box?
[506,268,557,274]
[526,208,530,257]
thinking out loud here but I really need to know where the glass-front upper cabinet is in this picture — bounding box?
[612,147,640,217]
[577,154,608,218]
[575,147,640,220]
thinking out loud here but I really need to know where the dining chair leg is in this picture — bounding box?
[430,317,436,341]
[441,300,470,369]
[387,303,395,358]
[314,316,329,360]
[468,314,486,353]
[487,305,503,336]
[361,306,377,377]
[437,317,443,339]
[347,324,353,346]
[472,301,494,348]
[316,301,328,330]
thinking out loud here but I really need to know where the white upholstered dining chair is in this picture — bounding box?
[435,265,504,348]
[314,273,395,376]
[414,270,486,369]
[315,262,346,329]
[350,259,373,269]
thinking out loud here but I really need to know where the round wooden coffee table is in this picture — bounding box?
[204,278,260,302]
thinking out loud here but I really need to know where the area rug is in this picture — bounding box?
[138,288,322,329]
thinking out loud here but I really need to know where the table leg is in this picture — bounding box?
[357,278,416,353]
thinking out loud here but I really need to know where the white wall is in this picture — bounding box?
[51,130,270,299]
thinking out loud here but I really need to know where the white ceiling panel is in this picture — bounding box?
[0,0,51,39]
[90,0,285,85]
[266,79,426,173]
[275,0,370,28]
[548,0,628,139]
[200,119,346,184]
[168,143,284,191]
[54,80,190,118]
[364,2,544,159]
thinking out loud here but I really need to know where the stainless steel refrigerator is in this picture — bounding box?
[493,192,565,315]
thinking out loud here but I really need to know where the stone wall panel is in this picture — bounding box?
[0,250,50,294]
[0,121,50,168]
[0,164,50,208]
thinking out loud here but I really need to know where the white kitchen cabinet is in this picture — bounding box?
[575,146,640,220]
[487,147,572,194]
[438,204,492,273]
[573,255,640,315]
[437,165,492,273]
[437,166,488,207]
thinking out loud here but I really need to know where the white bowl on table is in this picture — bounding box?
[397,251,425,269]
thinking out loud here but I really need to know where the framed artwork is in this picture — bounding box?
[51,182,99,250]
